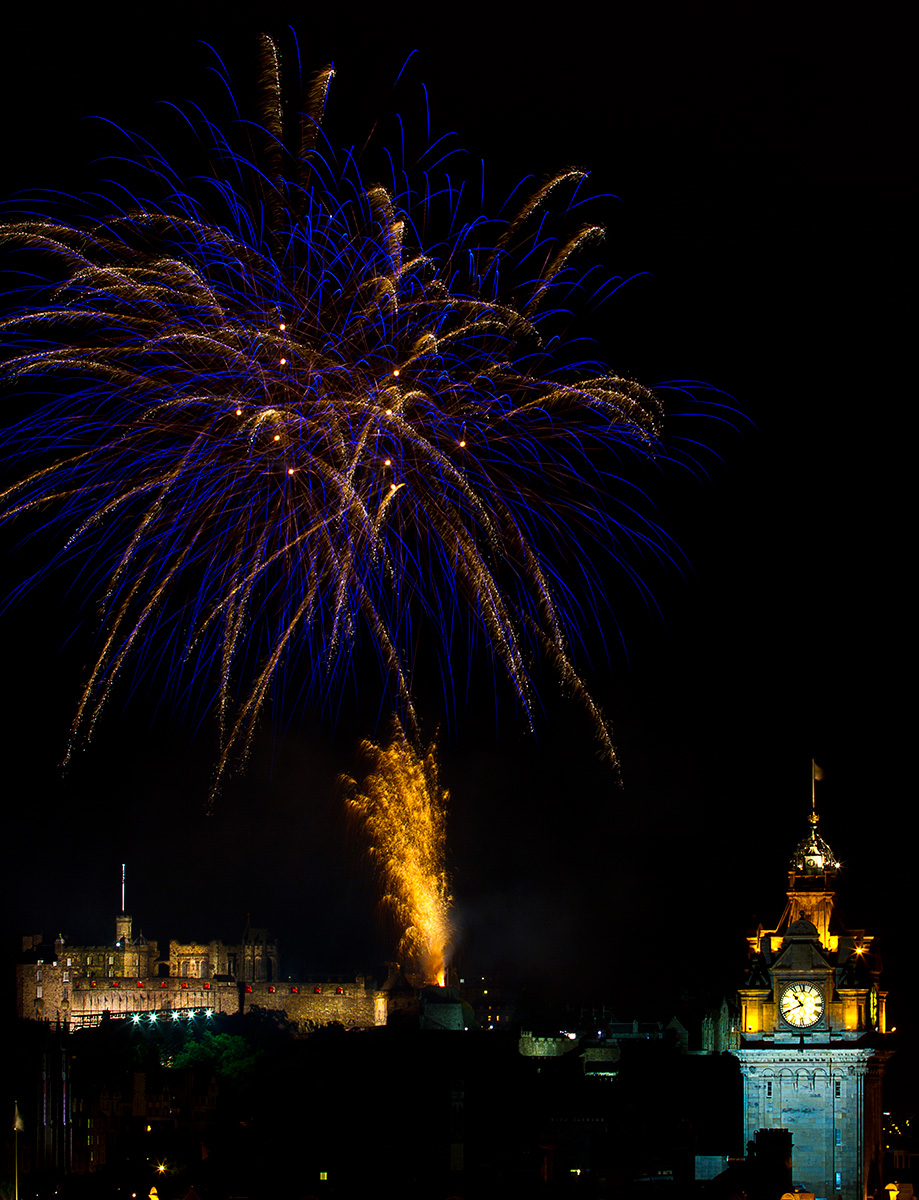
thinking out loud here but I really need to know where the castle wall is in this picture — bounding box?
[18,922,386,1031]
[168,940,228,979]
[242,979,386,1028]
[18,961,240,1028]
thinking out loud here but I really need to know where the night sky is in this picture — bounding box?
[0,8,909,1022]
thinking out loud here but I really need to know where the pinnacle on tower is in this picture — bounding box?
[790,811,840,875]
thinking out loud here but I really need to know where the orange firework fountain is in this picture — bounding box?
[343,723,453,987]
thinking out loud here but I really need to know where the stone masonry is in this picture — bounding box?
[18,915,387,1031]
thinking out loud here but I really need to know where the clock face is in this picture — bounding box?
[780,982,824,1028]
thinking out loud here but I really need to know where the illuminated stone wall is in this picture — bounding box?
[17,959,240,1028]
[242,979,386,1028]
[168,940,229,979]
[518,1031,576,1056]
[736,1049,883,1200]
[17,917,385,1031]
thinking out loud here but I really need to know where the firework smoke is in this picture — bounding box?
[343,722,453,986]
[1,35,670,797]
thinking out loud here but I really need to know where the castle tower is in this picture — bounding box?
[735,801,891,1200]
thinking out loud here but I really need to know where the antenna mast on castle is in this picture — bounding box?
[121,863,126,914]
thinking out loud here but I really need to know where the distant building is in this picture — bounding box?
[735,806,892,1200]
[17,915,387,1030]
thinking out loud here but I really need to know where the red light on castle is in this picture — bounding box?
[268,986,276,993]
[245,986,252,993]
[290,986,298,994]
[160,981,167,989]
[336,987,344,995]
[203,982,210,989]
[112,980,120,988]
[136,980,143,988]
[314,987,322,994]
[90,980,96,988]
[181,981,188,988]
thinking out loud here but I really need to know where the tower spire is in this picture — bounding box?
[786,770,839,949]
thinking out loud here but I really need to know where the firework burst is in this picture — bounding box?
[0,36,670,797]
[342,721,452,986]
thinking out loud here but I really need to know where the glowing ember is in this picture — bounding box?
[343,723,453,986]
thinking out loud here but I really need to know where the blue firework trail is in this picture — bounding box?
[0,35,701,800]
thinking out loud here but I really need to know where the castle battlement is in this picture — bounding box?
[17,913,387,1031]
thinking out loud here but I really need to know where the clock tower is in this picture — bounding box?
[735,803,891,1200]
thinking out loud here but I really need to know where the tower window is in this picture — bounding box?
[836,1173,842,1190]
[835,1079,842,1098]
[836,1129,842,1146]
[766,1081,773,1099]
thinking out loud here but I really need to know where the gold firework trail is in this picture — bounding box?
[343,723,453,987]
[0,35,673,801]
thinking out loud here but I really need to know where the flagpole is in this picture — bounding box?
[13,1100,20,1200]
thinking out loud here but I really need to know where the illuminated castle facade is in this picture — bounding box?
[17,916,387,1030]
[736,809,891,1200]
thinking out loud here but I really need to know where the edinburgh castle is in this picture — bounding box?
[18,913,388,1031]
